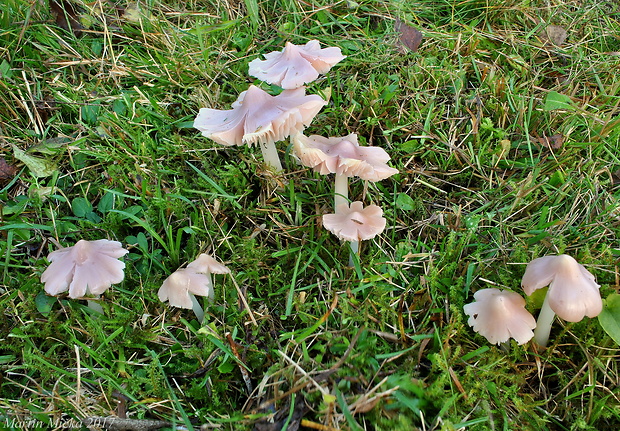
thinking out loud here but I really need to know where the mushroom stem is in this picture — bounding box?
[334,174,356,266]
[190,294,205,323]
[348,240,359,267]
[533,294,556,347]
[86,299,104,315]
[259,141,283,171]
[334,173,348,209]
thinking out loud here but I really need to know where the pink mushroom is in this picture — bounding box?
[158,253,230,322]
[41,239,128,299]
[463,288,536,345]
[41,239,128,314]
[293,133,398,208]
[187,253,231,275]
[248,40,345,89]
[193,85,326,171]
[521,254,602,347]
[322,201,386,242]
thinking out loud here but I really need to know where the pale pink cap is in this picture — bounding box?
[249,40,345,89]
[193,85,326,148]
[187,253,230,274]
[41,239,128,298]
[322,201,386,242]
[293,133,398,181]
[157,269,213,309]
[464,288,536,345]
[521,254,602,322]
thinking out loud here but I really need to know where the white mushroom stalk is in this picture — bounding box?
[194,85,326,171]
[334,173,349,208]
[521,254,602,347]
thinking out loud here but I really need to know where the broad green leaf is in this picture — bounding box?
[395,192,416,211]
[0,59,12,78]
[112,99,126,115]
[217,361,234,374]
[98,192,115,213]
[598,293,620,345]
[12,145,57,177]
[35,291,57,316]
[136,232,149,251]
[71,197,93,218]
[81,102,100,124]
[543,91,575,111]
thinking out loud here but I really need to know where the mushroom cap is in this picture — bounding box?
[293,133,398,181]
[41,239,128,299]
[249,40,346,89]
[193,85,326,148]
[521,254,602,322]
[157,268,214,309]
[463,288,536,345]
[187,253,230,274]
[322,201,386,242]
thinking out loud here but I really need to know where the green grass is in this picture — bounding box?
[1,0,620,430]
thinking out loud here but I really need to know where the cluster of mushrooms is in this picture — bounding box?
[39,41,604,349]
[193,40,398,258]
[41,238,229,321]
[465,254,603,347]
[39,40,397,321]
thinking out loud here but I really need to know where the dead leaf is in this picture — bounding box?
[0,156,18,182]
[395,19,423,53]
[49,0,83,36]
[540,25,567,46]
[12,145,57,177]
[34,99,57,124]
[253,394,308,431]
[535,133,564,149]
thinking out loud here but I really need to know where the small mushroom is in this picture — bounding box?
[248,40,346,89]
[521,254,602,347]
[158,253,230,322]
[293,133,398,208]
[294,133,397,263]
[41,239,128,313]
[187,253,231,275]
[194,85,326,171]
[463,288,536,346]
[323,201,386,264]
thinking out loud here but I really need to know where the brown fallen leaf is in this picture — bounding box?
[253,394,308,431]
[50,0,83,36]
[540,24,567,47]
[395,18,423,53]
[535,133,564,149]
[0,156,18,182]
[34,99,58,124]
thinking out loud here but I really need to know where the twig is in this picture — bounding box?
[300,419,340,430]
